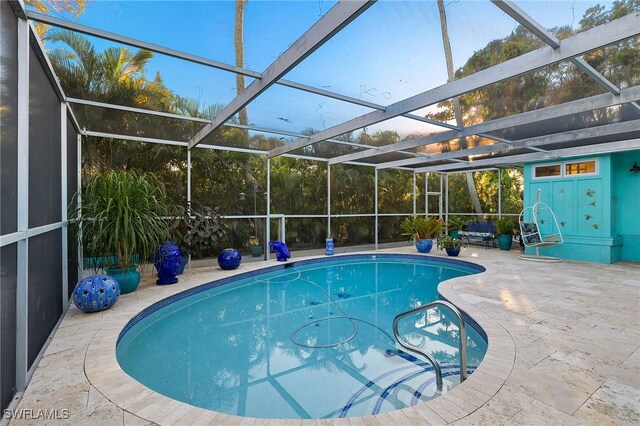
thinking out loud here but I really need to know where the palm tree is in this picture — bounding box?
[234,0,250,143]
[436,0,484,220]
[46,29,154,104]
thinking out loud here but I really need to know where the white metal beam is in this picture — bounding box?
[379,119,640,169]
[416,139,640,173]
[26,10,464,136]
[188,1,375,149]
[269,12,640,157]
[60,103,68,310]
[491,0,560,48]
[82,130,377,166]
[67,97,380,148]
[329,84,640,165]
[492,0,623,96]
[16,14,29,392]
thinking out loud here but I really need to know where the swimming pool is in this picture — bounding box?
[117,254,487,419]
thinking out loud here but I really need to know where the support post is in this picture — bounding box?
[425,172,429,216]
[61,103,68,310]
[327,163,331,239]
[76,133,82,281]
[16,15,29,392]
[412,172,417,216]
[498,168,502,219]
[444,174,448,220]
[374,168,379,250]
[266,158,271,261]
[187,149,191,205]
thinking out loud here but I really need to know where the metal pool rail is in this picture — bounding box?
[393,300,468,391]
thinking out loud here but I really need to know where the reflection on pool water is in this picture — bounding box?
[117,255,487,419]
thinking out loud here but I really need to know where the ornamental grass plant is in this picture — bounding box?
[72,170,170,269]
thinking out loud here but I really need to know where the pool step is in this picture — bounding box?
[338,348,476,417]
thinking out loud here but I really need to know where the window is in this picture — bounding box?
[565,160,597,175]
[533,159,598,179]
[534,164,561,178]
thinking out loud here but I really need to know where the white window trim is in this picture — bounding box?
[532,158,599,180]
[533,163,562,180]
[564,158,599,177]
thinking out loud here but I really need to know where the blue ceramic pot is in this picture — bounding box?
[415,239,433,253]
[326,238,334,256]
[72,275,120,313]
[177,254,189,275]
[155,241,182,285]
[446,248,461,257]
[498,234,513,251]
[105,266,141,294]
[218,249,242,270]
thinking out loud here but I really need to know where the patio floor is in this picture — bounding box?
[10,246,640,425]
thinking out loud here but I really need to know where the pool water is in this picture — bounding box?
[117,255,487,419]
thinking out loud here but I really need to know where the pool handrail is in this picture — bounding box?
[392,300,468,391]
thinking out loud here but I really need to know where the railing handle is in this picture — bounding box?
[393,300,468,389]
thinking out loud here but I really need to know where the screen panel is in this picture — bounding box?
[0,1,19,235]
[330,164,374,215]
[28,230,63,369]
[1,243,18,410]
[29,47,62,228]
[191,150,266,216]
[83,137,187,206]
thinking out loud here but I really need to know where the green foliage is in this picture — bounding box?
[446,216,467,231]
[401,216,444,241]
[169,205,227,258]
[72,170,170,268]
[495,217,517,235]
[428,1,639,128]
[437,234,466,251]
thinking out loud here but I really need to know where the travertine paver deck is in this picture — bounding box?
[9,247,640,425]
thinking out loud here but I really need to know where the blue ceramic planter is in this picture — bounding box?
[177,254,189,275]
[72,275,120,313]
[498,234,513,251]
[155,241,182,285]
[105,266,141,294]
[415,239,433,253]
[446,248,461,257]
[218,249,242,270]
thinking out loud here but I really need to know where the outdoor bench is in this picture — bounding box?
[458,221,496,248]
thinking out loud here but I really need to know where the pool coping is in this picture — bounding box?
[84,251,515,425]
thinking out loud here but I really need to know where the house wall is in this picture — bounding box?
[613,151,640,262]
[523,151,640,263]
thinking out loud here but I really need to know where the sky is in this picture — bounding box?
[38,0,614,140]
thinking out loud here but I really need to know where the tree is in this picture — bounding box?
[436,0,484,220]
[234,0,250,143]
[26,0,87,37]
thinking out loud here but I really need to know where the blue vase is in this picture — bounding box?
[446,247,461,257]
[72,275,120,313]
[177,254,189,275]
[415,239,433,253]
[218,249,242,270]
[155,241,182,285]
[326,238,334,256]
[498,234,513,251]
[105,266,141,294]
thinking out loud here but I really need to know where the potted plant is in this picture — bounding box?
[247,236,263,257]
[169,204,227,271]
[72,170,170,293]
[446,216,467,239]
[495,217,516,251]
[437,234,466,256]
[401,216,444,253]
